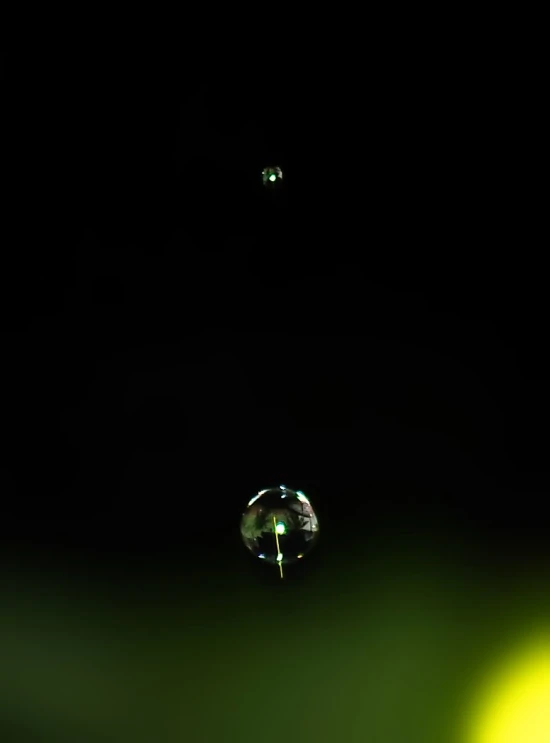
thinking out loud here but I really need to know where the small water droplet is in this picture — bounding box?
[261,165,283,187]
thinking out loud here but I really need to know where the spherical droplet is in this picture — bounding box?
[261,165,283,187]
[240,486,320,568]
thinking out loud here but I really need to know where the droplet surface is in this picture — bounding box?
[240,486,320,568]
[261,165,283,187]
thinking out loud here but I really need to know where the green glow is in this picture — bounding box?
[467,635,550,743]
[275,522,286,535]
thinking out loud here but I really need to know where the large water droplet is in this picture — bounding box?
[240,486,320,574]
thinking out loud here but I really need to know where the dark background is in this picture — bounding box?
[1,33,547,742]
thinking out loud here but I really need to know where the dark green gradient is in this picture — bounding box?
[2,534,548,743]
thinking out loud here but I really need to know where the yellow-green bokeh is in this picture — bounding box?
[465,633,550,743]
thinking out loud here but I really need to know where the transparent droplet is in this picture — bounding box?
[261,165,283,187]
[240,486,319,575]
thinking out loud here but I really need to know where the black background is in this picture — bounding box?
[4,38,546,559]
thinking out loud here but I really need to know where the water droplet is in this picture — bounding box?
[240,486,320,573]
[261,165,283,187]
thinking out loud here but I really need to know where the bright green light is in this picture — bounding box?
[275,522,286,535]
[468,635,550,743]
[269,174,277,182]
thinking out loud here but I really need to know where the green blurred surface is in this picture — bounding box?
[1,538,548,743]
